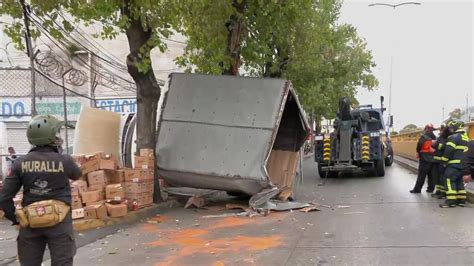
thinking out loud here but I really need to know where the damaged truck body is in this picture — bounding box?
[154,74,310,197]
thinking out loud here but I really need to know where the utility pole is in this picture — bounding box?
[20,0,37,116]
[442,105,445,121]
[89,52,97,107]
[62,68,73,154]
[466,94,469,123]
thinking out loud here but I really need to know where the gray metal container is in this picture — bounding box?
[156,73,309,195]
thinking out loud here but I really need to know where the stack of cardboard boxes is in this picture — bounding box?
[70,149,155,221]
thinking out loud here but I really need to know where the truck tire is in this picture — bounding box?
[385,152,394,167]
[375,159,386,177]
[318,164,337,178]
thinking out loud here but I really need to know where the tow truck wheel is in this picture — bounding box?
[385,151,394,167]
[375,159,386,177]
[318,164,338,178]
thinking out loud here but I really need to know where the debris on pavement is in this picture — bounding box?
[344,212,366,215]
[185,196,206,209]
[300,206,320,213]
[337,205,351,209]
[256,200,311,211]
[225,203,251,212]
[311,201,332,209]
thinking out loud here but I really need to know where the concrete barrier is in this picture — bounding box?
[392,122,473,161]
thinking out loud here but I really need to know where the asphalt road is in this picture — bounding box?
[2,158,474,265]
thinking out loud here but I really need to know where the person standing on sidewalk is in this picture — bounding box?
[439,120,469,208]
[410,124,437,193]
[432,123,450,198]
[0,115,81,265]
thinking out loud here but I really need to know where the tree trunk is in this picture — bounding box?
[222,0,246,75]
[123,1,161,202]
[315,116,322,134]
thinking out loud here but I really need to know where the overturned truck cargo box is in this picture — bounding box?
[156,74,310,195]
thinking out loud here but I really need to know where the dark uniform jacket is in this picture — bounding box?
[0,146,81,224]
[464,140,474,176]
[433,131,449,164]
[441,130,469,170]
[416,132,436,162]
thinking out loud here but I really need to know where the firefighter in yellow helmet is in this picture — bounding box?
[439,119,469,208]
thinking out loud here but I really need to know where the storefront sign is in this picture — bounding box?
[0,98,86,122]
[96,99,137,113]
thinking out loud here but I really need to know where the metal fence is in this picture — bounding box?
[0,67,91,177]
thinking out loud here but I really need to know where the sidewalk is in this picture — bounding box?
[1,199,182,265]
[394,155,418,173]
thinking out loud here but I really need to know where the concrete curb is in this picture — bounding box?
[73,199,182,232]
[394,156,418,173]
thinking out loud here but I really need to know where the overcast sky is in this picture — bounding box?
[339,0,473,130]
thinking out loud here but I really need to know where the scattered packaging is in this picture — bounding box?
[84,203,108,219]
[71,195,83,210]
[122,169,142,182]
[88,183,106,192]
[78,155,101,175]
[106,170,123,184]
[71,180,88,195]
[106,184,125,200]
[69,151,156,221]
[140,170,154,180]
[126,192,153,207]
[81,190,102,204]
[124,181,154,194]
[134,156,155,170]
[139,149,154,157]
[106,203,128,218]
[87,171,107,186]
[72,208,85,220]
[85,200,106,207]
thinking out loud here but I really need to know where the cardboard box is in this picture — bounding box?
[140,170,154,180]
[106,203,128,218]
[81,190,102,204]
[139,149,154,157]
[85,200,106,206]
[80,155,100,175]
[134,156,155,170]
[144,181,154,193]
[84,203,108,219]
[99,159,117,170]
[71,180,88,195]
[72,195,83,210]
[72,208,85,219]
[88,183,106,192]
[106,184,125,200]
[87,170,107,186]
[124,181,154,194]
[106,170,123,184]
[72,154,87,165]
[122,169,141,182]
[71,185,79,196]
[126,192,153,207]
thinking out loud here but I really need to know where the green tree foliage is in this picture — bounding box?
[0,0,180,152]
[400,124,419,133]
[449,108,462,120]
[176,0,378,124]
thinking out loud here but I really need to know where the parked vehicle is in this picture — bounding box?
[314,96,393,177]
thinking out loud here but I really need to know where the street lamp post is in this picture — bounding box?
[368,2,421,132]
